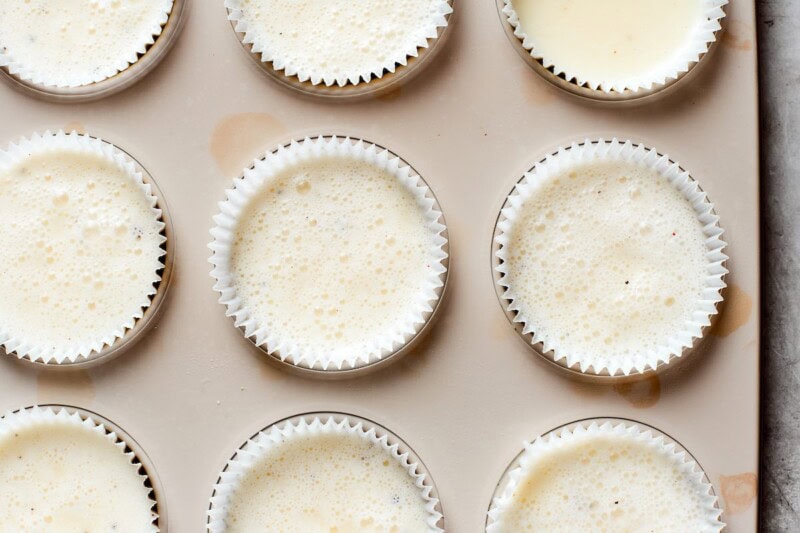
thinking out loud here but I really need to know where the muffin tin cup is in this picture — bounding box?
[0,132,175,369]
[224,0,454,100]
[0,0,187,103]
[496,0,728,103]
[486,417,724,532]
[492,139,728,381]
[209,135,450,379]
[207,411,444,532]
[1,404,167,531]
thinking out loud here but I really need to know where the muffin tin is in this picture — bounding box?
[0,0,760,531]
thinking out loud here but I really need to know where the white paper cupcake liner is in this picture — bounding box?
[0,1,174,89]
[208,413,444,532]
[501,0,727,95]
[0,405,160,531]
[487,419,724,532]
[209,135,448,372]
[225,0,453,88]
[494,139,728,377]
[0,131,168,365]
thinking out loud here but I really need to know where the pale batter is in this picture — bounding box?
[0,136,165,361]
[228,0,451,86]
[502,158,709,369]
[223,424,435,531]
[0,0,173,87]
[0,409,156,532]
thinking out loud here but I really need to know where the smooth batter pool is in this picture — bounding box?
[510,0,705,87]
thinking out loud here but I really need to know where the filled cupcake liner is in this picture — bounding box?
[0,405,160,531]
[208,413,444,532]
[495,139,728,376]
[501,0,727,95]
[0,1,174,89]
[0,131,168,364]
[209,135,448,372]
[487,419,724,532]
[225,0,453,88]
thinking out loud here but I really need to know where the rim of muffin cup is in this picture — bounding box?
[491,138,728,381]
[209,135,450,379]
[494,0,728,103]
[207,411,445,532]
[485,416,724,531]
[1,404,167,531]
[0,0,187,103]
[0,131,175,369]
[224,0,455,100]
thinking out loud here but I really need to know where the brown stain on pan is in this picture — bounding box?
[36,370,95,406]
[722,20,754,52]
[613,375,661,408]
[569,380,608,400]
[720,472,757,514]
[210,113,287,178]
[710,283,753,337]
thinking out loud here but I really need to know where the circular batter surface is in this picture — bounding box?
[489,423,722,532]
[227,0,451,87]
[222,140,446,369]
[213,417,439,532]
[505,0,721,91]
[0,134,165,362]
[0,408,156,531]
[498,145,722,374]
[0,0,173,88]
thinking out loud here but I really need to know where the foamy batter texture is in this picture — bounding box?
[0,132,166,363]
[211,417,440,532]
[211,137,447,370]
[0,406,156,532]
[487,422,723,532]
[0,0,173,88]
[226,0,452,87]
[496,140,727,375]
[503,0,727,92]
